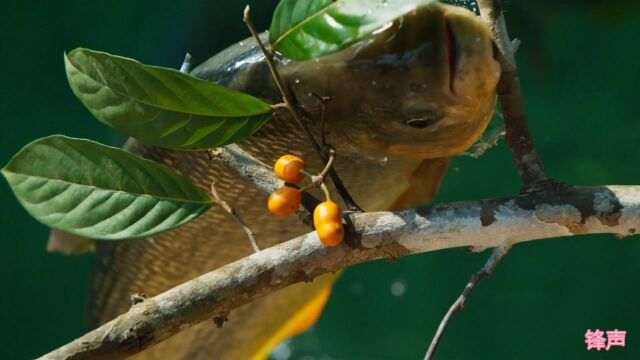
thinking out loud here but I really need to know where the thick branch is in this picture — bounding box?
[478,0,547,186]
[39,185,640,359]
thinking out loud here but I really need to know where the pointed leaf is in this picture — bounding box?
[269,0,438,60]
[65,48,273,150]
[2,136,214,240]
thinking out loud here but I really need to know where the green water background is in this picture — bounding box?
[1,1,639,359]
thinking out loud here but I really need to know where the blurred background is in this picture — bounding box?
[1,0,639,359]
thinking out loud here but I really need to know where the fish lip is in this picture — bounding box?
[444,18,459,95]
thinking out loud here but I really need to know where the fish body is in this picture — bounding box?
[83,3,499,359]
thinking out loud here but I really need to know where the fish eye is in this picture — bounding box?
[405,117,437,129]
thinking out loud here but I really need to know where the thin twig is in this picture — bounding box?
[243,6,319,152]
[182,53,257,252]
[477,0,547,187]
[210,182,260,252]
[424,245,510,360]
[310,92,331,145]
[243,6,362,211]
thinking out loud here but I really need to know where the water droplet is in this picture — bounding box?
[390,279,407,297]
[295,79,300,84]
[239,41,244,46]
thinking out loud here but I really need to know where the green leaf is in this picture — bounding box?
[2,136,214,240]
[269,0,438,60]
[65,48,273,151]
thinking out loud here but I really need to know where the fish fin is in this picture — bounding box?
[249,283,334,360]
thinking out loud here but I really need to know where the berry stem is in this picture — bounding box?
[315,147,335,186]
[320,183,331,202]
[299,183,314,192]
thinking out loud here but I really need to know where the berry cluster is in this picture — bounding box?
[268,155,344,247]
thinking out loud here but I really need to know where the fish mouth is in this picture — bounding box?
[444,18,459,94]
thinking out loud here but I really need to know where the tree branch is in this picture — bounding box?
[477,0,547,186]
[38,185,640,359]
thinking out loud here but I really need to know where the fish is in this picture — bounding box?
[56,3,499,359]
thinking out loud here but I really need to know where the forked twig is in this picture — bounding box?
[210,182,260,252]
[307,147,335,187]
[243,5,363,212]
[424,245,510,360]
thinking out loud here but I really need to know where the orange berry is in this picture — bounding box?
[313,201,344,246]
[274,155,305,183]
[316,221,344,247]
[267,187,301,217]
[313,200,342,226]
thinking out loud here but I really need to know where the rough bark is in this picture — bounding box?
[478,0,547,186]
[39,185,640,359]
